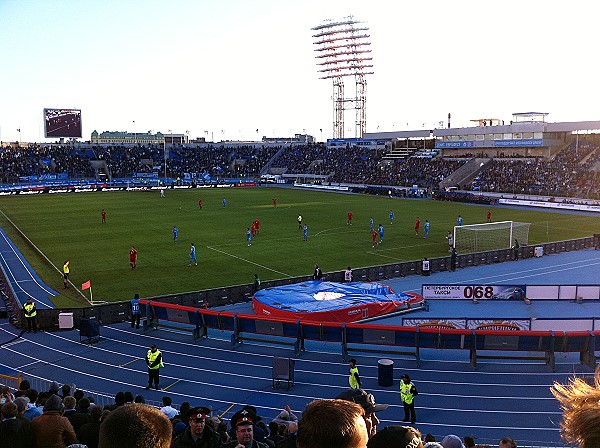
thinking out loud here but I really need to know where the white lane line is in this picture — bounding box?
[205,246,292,277]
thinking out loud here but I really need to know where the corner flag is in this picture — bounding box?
[82,280,91,290]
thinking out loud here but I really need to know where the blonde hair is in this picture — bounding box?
[550,366,600,448]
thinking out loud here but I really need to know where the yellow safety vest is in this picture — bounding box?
[63,263,70,274]
[24,303,36,317]
[349,366,360,389]
[400,381,415,404]
[147,350,164,369]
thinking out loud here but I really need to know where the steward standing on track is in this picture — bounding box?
[146,344,164,389]
[348,358,362,389]
[24,298,38,333]
[400,373,417,424]
[63,260,70,288]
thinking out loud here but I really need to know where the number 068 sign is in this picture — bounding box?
[422,285,526,300]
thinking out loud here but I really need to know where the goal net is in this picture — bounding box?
[453,221,530,254]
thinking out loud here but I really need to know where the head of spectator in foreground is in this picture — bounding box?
[367,425,423,448]
[77,397,91,412]
[99,403,172,448]
[231,409,258,446]
[1,401,18,419]
[498,437,516,448]
[187,406,211,438]
[89,404,103,423]
[73,389,84,402]
[44,394,64,414]
[24,388,38,406]
[441,434,465,448]
[123,391,134,403]
[551,366,600,448]
[336,388,389,438]
[13,397,29,416]
[63,395,77,411]
[297,399,367,448]
[16,379,30,396]
[61,383,71,397]
[287,421,298,435]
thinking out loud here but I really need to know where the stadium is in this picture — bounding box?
[2,5,600,448]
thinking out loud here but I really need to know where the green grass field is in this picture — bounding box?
[0,187,598,307]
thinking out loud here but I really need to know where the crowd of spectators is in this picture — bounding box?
[475,141,600,198]
[1,138,598,198]
[0,377,539,448]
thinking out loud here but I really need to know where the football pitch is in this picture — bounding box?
[0,187,598,307]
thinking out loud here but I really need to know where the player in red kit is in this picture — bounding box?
[198,198,203,209]
[251,219,258,237]
[129,246,138,270]
[487,209,492,223]
[371,230,378,247]
[273,197,277,207]
[101,209,106,223]
[347,211,353,225]
[415,217,421,235]
[255,217,261,235]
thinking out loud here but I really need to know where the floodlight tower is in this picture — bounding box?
[312,17,373,139]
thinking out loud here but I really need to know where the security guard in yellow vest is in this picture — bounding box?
[146,344,164,389]
[63,260,70,288]
[24,298,38,333]
[400,373,417,424]
[348,358,362,389]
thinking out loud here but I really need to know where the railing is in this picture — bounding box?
[140,299,600,371]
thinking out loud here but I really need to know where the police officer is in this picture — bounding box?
[348,359,361,389]
[24,298,38,333]
[172,406,221,448]
[400,373,417,424]
[223,409,269,448]
[146,344,164,389]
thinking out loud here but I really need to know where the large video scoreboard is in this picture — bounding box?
[44,108,82,138]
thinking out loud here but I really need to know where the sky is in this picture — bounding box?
[1,0,599,143]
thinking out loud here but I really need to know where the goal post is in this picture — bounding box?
[453,221,531,254]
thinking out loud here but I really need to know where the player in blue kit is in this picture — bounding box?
[378,224,384,243]
[423,220,430,238]
[188,243,197,266]
[369,217,374,232]
[222,198,227,207]
[303,224,308,241]
[389,210,395,225]
[246,228,252,246]
[172,226,178,242]
[457,215,463,227]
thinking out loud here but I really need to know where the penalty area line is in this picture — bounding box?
[206,246,292,277]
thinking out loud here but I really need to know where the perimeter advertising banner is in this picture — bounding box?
[422,285,527,300]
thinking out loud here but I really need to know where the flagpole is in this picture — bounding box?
[89,286,93,304]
